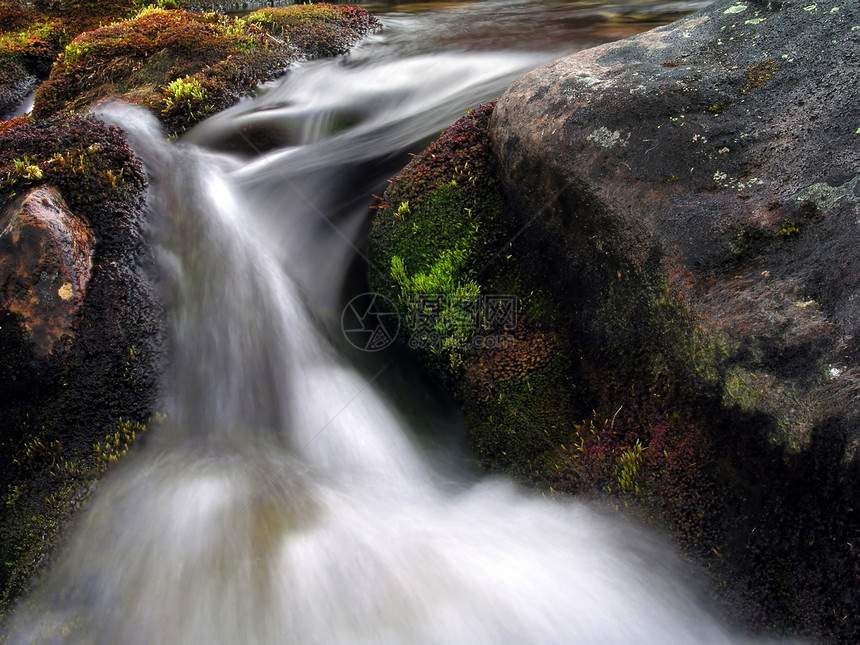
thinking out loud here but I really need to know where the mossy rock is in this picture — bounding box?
[369,102,721,498]
[370,104,508,375]
[369,87,860,640]
[0,114,165,623]
[0,0,146,114]
[369,104,587,485]
[0,0,258,87]
[29,9,291,133]
[26,5,378,134]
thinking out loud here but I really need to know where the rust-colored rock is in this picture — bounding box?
[0,185,94,355]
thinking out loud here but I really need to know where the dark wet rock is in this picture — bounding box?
[0,59,33,118]
[0,185,95,356]
[491,0,860,460]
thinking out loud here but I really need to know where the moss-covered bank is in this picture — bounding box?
[31,8,292,133]
[0,0,152,115]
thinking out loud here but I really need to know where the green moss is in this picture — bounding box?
[462,305,576,479]
[616,438,645,494]
[391,250,482,371]
[132,0,179,18]
[370,105,508,375]
[160,74,213,123]
[59,39,90,65]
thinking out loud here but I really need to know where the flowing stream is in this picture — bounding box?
[6,1,780,643]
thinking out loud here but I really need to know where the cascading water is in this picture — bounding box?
[5,2,782,643]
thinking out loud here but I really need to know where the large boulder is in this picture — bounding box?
[491,0,860,452]
[487,0,859,640]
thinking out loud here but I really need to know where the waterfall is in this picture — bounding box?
[5,4,778,643]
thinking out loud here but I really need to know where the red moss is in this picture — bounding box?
[0,1,38,34]
[465,319,554,386]
[0,113,27,133]
[376,103,498,211]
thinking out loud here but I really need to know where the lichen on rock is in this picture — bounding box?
[485,0,860,639]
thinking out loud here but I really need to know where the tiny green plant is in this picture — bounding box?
[779,218,800,236]
[162,76,207,111]
[13,157,43,180]
[394,201,410,221]
[62,40,90,65]
[616,439,645,494]
[133,0,179,19]
[93,415,161,474]
[23,437,61,463]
